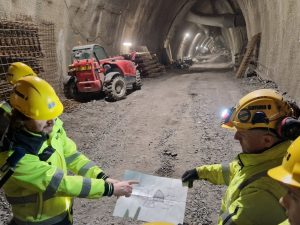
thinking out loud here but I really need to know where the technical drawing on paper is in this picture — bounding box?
[113,170,188,224]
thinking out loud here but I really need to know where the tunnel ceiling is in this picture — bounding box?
[64,0,246,64]
[2,0,300,103]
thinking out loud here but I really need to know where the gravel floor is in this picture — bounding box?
[0,71,288,225]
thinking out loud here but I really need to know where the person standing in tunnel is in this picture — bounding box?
[182,89,298,225]
[268,136,300,225]
[0,76,137,225]
[0,62,38,145]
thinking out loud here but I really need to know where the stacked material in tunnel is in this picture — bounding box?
[135,54,166,77]
[129,46,165,77]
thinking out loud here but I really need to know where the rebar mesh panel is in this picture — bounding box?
[0,15,59,101]
[38,21,60,94]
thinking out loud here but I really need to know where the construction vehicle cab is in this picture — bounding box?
[64,44,142,101]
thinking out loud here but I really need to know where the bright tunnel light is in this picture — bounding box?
[123,42,132,46]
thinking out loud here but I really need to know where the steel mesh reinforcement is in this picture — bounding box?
[0,14,59,101]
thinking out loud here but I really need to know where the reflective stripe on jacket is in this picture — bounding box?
[196,141,290,225]
[0,118,108,224]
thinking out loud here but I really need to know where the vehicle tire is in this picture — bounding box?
[63,79,77,99]
[133,69,142,90]
[105,67,122,75]
[105,75,127,101]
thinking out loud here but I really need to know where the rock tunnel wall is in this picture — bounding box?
[238,0,300,103]
[0,0,300,103]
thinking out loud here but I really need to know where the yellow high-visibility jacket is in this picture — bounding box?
[0,100,12,114]
[196,141,290,225]
[279,219,290,225]
[0,118,112,225]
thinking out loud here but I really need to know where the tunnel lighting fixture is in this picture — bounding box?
[185,33,190,38]
[123,42,132,46]
[196,46,199,50]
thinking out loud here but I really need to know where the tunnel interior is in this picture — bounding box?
[1,0,300,224]
[0,0,252,100]
[0,0,299,101]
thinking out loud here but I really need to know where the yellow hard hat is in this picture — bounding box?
[268,136,300,188]
[142,222,174,225]
[221,89,294,130]
[7,62,37,85]
[10,76,63,120]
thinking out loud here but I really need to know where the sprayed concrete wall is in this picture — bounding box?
[238,0,300,103]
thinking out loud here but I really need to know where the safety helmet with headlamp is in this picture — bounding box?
[221,89,294,130]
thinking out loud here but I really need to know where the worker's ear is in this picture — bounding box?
[263,133,277,148]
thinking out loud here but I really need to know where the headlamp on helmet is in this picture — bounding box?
[221,107,236,129]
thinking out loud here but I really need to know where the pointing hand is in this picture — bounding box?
[113,180,139,197]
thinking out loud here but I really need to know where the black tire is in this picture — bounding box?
[105,75,127,101]
[133,69,142,90]
[63,79,77,99]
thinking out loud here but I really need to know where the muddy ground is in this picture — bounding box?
[0,70,281,225]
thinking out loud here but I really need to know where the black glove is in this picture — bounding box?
[182,168,198,188]
[182,168,199,182]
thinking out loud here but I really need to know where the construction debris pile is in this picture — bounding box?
[135,53,166,77]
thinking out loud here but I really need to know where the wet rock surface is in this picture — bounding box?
[0,72,289,225]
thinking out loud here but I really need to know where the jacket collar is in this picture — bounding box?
[237,141,291,166]
[48,118,63,139]
[12,128,48,155]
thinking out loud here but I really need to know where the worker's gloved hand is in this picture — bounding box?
[182,168,199,181]
[113,180,139,197]
[182,168,199,188]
